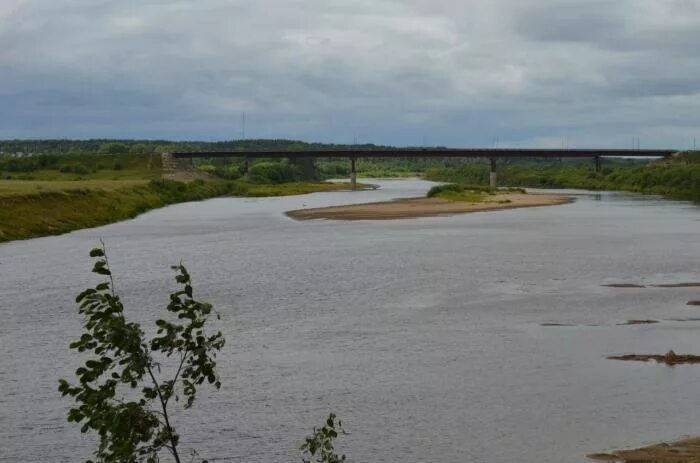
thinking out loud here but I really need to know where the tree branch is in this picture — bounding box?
[146,360,181,463]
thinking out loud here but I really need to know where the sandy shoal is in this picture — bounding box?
[286,193,573,221]
[588,437,700,462]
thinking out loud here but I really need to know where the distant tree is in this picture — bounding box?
[154,145,173,154]
[58,245,225,462]
[99,142,129,155]
[129,144,150,154]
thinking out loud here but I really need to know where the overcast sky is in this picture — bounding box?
[1,0,699,148]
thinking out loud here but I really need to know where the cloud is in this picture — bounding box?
[0,0,699,148]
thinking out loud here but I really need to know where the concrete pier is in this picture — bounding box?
[594,155,602,173]
[489,158,497,188]
[161,152,194,176]
[350,157,357,190]
[243,158,251,181]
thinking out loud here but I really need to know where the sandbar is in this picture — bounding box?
[286,193,573,221]
[589,437,700,462]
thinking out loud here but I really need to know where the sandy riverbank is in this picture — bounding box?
[589,437,700,462]
[286,192,573,220]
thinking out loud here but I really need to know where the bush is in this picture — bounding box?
[73,163,90,175]
[214,166,242,180]
[58,246,225,462]
[427,183,496,197]
[248,161,301,184]
[427,162,700,202]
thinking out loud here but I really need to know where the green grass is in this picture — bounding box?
[0,179,356,243]
[0,179,149,197]
[2,169,162,181]
[426,183,524,203]
[244,181,360,196]
[436,190,489,202]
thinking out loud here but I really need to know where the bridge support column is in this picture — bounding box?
[350,157,357,191]
[243,157,252,181]
[594,155,601,173]
[489,158,497,188]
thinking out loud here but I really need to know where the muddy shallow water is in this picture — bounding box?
[1,179,699,462]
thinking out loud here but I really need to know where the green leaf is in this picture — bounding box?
[89,248,104,257]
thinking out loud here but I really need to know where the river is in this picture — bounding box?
[1,179,699,462]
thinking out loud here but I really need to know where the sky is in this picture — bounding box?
[1,0,699,148]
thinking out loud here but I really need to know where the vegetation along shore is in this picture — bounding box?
[2,139,698,243]
[425,151,700,202]
[0,142,359,242]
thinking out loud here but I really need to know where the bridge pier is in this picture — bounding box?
[489,158,497,188]
[594,155,602,173]
[161,152,195,177]
[243,157,252,181]
[350,157,357,191]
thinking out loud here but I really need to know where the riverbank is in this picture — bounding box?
[286,192,572,220]
[0,179,357,243]
[589,437,700,462]
[425,155,700,203]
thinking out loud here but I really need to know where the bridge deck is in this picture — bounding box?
[171,148,675,159]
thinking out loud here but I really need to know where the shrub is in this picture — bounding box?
[58,246,225,462]
[248,161,301,184]
[214,166,242,180]
[427,183,496,197]
[73,163,90,175]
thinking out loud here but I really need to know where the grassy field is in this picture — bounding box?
[436,190,488,202]
[0,179,357,243]
[0,179,149,197]
[0,151,361,243]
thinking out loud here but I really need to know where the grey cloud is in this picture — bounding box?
[513,1,622,44]
[0,0,699,147]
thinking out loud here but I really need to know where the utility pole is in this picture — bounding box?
[240,112,246,140]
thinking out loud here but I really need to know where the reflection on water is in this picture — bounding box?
[1,180,699,462]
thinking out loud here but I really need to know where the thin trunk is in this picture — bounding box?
[146,365,181,463]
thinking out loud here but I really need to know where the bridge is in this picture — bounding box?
[170,148,676,189]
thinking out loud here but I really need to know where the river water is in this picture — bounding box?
[1,179,699,462]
